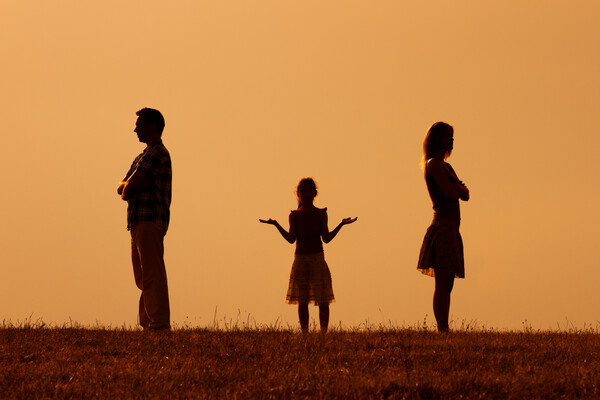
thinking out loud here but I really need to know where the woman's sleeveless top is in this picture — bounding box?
[425,161,460,221]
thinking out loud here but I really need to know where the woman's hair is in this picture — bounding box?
[421,121,453,170]
[295,177,318,209]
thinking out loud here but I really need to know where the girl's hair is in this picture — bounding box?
[295,177,318,209]
[421,121,453,170]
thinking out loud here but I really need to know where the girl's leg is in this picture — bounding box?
[298,303,309,333]
[433,271,455,332]
[319,303,329,332]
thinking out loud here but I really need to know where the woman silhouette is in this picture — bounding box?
[417,122,469,332]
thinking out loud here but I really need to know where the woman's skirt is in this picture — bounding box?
[286,252,335,305]
[417,217,465,278]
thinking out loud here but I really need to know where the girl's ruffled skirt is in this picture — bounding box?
[286,252,335,305]
[417,217,465,278]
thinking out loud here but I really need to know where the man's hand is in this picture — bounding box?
[117,181,126,196]
[121,169,147,200]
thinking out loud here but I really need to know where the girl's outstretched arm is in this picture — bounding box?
[259,213,296,243]
[321,209,357,244]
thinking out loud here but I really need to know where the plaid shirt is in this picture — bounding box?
[124,141,172,231]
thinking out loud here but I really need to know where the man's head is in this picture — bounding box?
[134,108,165,144]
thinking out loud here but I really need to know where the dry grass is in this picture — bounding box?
[1,321,599,399]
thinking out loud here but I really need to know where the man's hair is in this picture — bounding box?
[136,108,165,135]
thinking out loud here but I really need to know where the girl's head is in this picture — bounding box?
[296,177,318,209]
[422,121,454,169]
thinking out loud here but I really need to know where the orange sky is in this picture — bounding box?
[1,1,599,330]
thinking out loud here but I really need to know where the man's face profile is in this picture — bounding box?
[134,115,153,144]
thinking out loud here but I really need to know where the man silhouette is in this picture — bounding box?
[118,108,172,330]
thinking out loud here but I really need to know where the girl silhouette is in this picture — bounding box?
[417,122,469,332]
[260,177,357,333]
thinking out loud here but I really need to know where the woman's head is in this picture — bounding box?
[296,177,318,208]
[422,121,454,169]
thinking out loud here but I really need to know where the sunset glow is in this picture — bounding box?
[1,1,599,330]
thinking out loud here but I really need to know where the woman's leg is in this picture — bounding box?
[433,271,455,332]
[319,303,329,332]
[298,303,309,333]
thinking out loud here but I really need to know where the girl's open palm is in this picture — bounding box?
[342,217,358,225]
[259,218,276,225]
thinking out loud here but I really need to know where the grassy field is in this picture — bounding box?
[1,323,599,399]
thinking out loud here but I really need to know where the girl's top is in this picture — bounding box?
[425,161,460,221]
[291,208,325,254]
